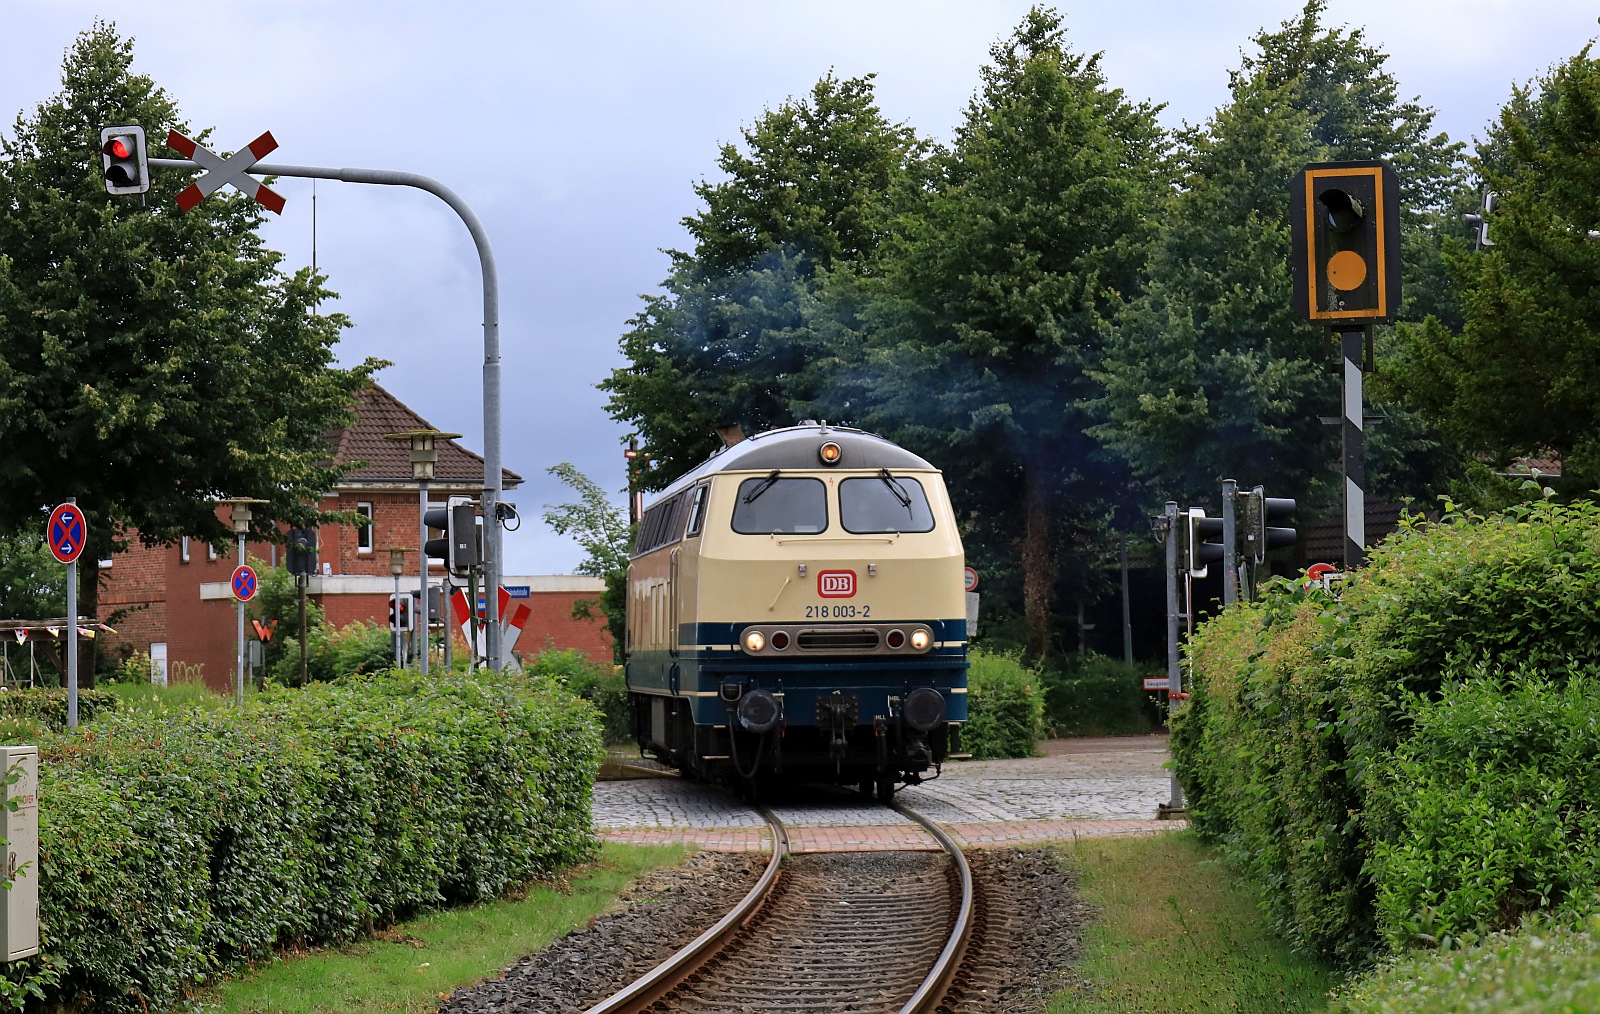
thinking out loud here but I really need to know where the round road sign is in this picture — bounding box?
[48,503,87,564]
[964,567,979,592]
[231,565,259,602]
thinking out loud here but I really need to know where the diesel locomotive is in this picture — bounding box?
[625,423,969,800]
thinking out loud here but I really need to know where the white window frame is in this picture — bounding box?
[357,502,374,554]
[180,536,191,564]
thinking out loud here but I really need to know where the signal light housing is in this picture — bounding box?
[1289,160,1400,323]
[1243,486,1297,564]
[99,125,150,196]
[818,441,842,466]
[1186,508,1225,579]
[423,496,480,578]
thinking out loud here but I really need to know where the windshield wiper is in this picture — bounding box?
[879,468,912,509]
[743,469,782,504]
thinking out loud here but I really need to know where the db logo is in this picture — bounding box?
[817,570,856,598]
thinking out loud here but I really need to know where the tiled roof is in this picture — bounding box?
[1502,454,1563,478]
[326,385,522,487]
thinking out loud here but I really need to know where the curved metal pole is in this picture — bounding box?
[150,158,506,670]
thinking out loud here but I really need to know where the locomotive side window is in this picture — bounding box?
[731,477,828,534]
[634,489,694,556]
[685,484,709,537]
[840,474,935,533]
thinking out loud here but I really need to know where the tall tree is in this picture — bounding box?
[0,24,383,635]
[822,8,1169,658]
[1384,47,1600,486]
[1090,0,1464,509]
[602,73,923,488]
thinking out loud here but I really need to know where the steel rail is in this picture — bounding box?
[583,806,789,1014]
[894,801,975,1014]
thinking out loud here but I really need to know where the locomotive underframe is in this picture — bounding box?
[630,655,967,797]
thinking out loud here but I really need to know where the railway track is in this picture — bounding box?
[585,801,973,1014]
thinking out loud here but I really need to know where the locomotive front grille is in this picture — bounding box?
[797,628,880,651]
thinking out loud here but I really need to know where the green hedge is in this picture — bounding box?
[1039,652,1160,736]
[528,648,630,742]
[962,649,1044,759]
[1335,914,1600,1012]
[0,688,116,732]
[1175,498,1600,964]
[0,668,603,1012]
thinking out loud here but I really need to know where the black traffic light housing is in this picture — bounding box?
[1186,508,1225,579]
[1243,486,1297,564]
[423,496,481,578]
[286,528,318,577]
[1289,160,1401,323]
[388,594,413,632]
[99,125,150,195]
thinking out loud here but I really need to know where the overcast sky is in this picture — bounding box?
[3,0,1594,574]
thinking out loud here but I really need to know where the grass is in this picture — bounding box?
[1048,830,1338,1013]
[103,676,230,714]
[202,842,687,1014]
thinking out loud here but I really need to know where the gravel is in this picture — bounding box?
[437,846,1093,1014]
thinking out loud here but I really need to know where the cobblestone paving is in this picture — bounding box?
[595,735,1185,852]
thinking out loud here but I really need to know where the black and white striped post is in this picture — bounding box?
[1341,329,1366,569]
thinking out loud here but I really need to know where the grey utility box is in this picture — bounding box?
[0,746,38,960]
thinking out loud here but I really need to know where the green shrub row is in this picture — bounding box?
[1038,652,1160,736]
[0,688,116,732]
[962,649,1044,759]
[0,668,604,1012]
[1174,498,1600,964]
[528,648,631,742]
[1335,913,1600,1013]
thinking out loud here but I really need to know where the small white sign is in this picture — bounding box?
[1143,676,1171,691]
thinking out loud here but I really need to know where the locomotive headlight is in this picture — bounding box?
[743,630,766,652]
[818,441,842,466]
[910,629,931,650]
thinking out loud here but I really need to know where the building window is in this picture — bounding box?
[357,502,374,553]
[180,536,190,563]
[208,541,219,561]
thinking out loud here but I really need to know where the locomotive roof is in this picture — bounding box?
[656,424,936,498]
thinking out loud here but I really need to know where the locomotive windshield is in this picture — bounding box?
[731,476,828,534]
[840,474,935,533]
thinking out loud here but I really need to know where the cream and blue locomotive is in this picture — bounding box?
[626,423,968,800]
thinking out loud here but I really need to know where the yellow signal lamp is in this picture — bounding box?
[819,441,843,466]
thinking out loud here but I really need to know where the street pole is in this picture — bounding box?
[149,155,507,670]
[236,528,246,705]
[418,479,429,675]
[1221,478,1239,607]
[1119,531,1133,666]
[1162,501,1185,812]
[65,497,78,730]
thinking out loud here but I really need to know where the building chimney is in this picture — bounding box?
[713,423,745,448]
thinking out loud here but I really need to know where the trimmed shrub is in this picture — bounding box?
[963,649,1044,759]
[1175,498,1600,964]
[266,618,395,686]
[0,687,116,734]
[1335,914,1600,1013]
[0,667,603,1012]
[529,648,630,742]
[1040,652,1160,736]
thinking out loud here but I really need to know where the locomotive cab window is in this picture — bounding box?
[731,476,828,534]
[685,484,710,538]
[840,473,935,533]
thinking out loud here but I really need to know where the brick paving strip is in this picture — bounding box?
[595,735,1188,853]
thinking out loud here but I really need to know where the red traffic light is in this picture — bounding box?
[99,125,149,196]
[102,137,132,159]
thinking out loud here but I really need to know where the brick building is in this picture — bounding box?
[98,385,612,692]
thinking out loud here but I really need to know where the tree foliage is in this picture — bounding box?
[1385,47,1600,486]
[0,23,383,558]
[601,73,923,487]
[1090,0,1465,509]
[824,7,1169,656]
